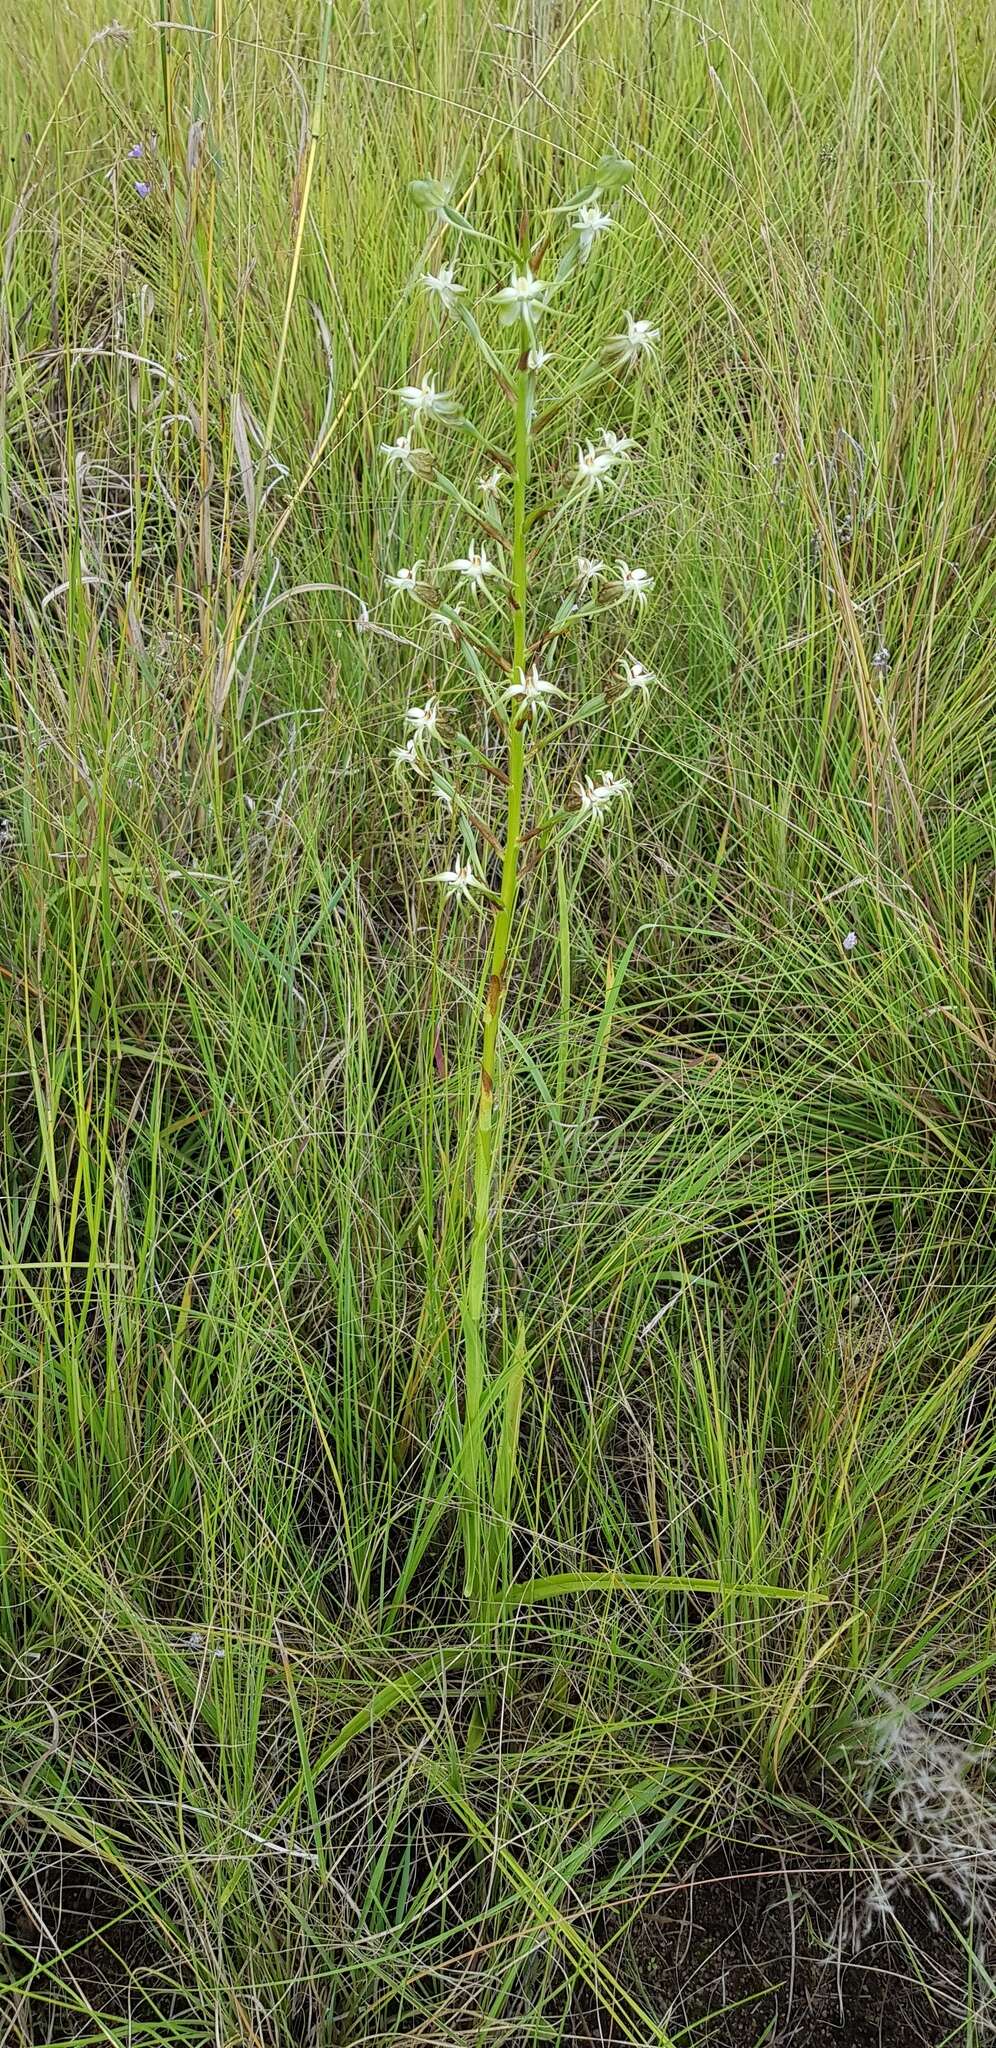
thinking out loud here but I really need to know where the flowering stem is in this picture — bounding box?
[461,319,529,1611]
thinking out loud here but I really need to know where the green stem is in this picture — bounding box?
[461,323,529,1607]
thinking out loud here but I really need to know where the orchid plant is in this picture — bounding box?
[371,154,659,1610]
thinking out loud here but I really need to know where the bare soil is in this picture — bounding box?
[587,1838,974,2047]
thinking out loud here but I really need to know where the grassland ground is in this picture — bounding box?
[3,1,996,2041]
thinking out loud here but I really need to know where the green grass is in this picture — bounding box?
[3,0,996,2040]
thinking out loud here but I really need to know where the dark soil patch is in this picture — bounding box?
[587,1838,973,2047]
[0,1835,171,2035]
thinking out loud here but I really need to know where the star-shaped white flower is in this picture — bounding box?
[618,653,656,699]
[478,467,504,499]
[495,270,548,334]
[604,311,660,371]
[575,440,618,496]
[577,769,631,819]
[574,200,613,260]
[612,561,654,609]
[436,862,484,903]
[576,556,606,590]
[404,696,440,750]
[503,664,561,716]
[397,376,461,425]
[380,435,434,479]
[446,546,498,594]
[420,265,465,315]
[600,428,637,461]
[392,737,424,775]
[527,344,550,371]
[385,562,425,597]
[381,434,415,469]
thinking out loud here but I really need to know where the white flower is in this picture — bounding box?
[574,200,613,260]
[575,440,618,496]
[436,862,484,903]
[478,467,504,499]
[381,434,414,468]
[404,696,440,750]
[495,270,548,333]
[600,428,637,461]
[503,664,561,716]
[576,427,637,495]
[392,737,424,775]
[604,311,660,371]
[527,344,550,371]
[576,556,605,590]
[577,770,631,819]
[380,434,434,478]
[843,930,858,952]
[611,561,654,608]
[446,546,498,594]
[385,562,426,597]
[420,265,465,314]
[398,376,461,424]
[618,653,655,699]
